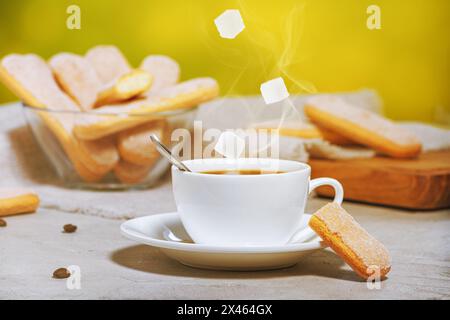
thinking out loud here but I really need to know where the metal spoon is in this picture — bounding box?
[149,134,191,172]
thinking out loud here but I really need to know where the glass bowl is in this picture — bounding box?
[22,103,197,190]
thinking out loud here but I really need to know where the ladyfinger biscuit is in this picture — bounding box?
[85,45,131,84]
[304,96,422,158]
[49,53,102,110]
[113,160,151,184]
[0,54,68,108]
[309,202,391,280]
[73,77,219,140]
[140,55,180,94]
[39,112,106,182]
[0,54,115,181]
[251,120,322,139]
[155,78,219,110]
[45,114,118,179]
[0,189,40,217]
[316,126,356,146]
[95,69,153,107]
[117,119,169,166]
[252,120,354,145]
[76,136,119,175]
[50,53,152,109]
[306,140,375,160]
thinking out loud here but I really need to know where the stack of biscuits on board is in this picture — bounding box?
[254,94,423,161]
[0,45,219,183]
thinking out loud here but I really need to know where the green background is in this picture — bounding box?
[0,0,449,124]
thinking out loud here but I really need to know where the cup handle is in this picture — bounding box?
[287,177,344,243]
[309,177,344,205]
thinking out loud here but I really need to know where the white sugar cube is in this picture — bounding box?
[214,131,245,158]
[260,77,290,104]
[214,9,245,39]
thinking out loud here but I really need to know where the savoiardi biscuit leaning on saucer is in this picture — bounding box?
[0,54,118,181]
[73,77,219,140]
[117,119,170,166]
[49,52,153,109]
[304,96,422,158]
[0,189,40,217]
[309,202,391,280]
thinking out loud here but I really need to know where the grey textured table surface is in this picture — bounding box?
[1,196,449,300]
[0,103,449,299]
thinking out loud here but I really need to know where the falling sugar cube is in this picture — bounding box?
[260,77,290,104]
[214,131,245,158]
[214,9,245,39]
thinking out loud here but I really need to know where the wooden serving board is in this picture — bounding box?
[309,150,450,210]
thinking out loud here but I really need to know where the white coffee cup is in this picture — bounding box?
[172,158,343,246]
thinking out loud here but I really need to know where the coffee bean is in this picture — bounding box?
[0,218,6,227]
[63,224,77,233]
[53,267,70,279]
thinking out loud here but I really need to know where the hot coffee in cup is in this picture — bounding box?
[172,158,343,246]
[200,169,285,175]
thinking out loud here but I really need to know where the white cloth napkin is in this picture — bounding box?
[399,122,450,152]
[0,102,176,219]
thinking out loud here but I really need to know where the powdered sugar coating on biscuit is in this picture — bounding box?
[85,45,130,84]
[49,53,102,110]
[140,55,180,94]
[1,54,80,111]
[306,96,420,146]
[156,78,218,98]
[80,78,217,120]
[86,78,217,115]
[314,202,391,269]
[73,78,219,140]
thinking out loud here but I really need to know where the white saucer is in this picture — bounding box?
[120,212,326,271]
